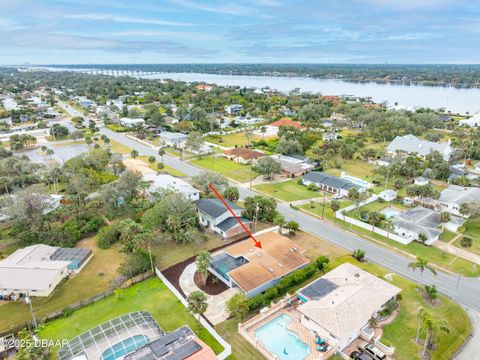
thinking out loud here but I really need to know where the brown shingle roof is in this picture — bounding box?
[224,147,265,160]
[224,232,310,293]
[269,118,305,129]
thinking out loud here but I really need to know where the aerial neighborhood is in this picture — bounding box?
[0,65,479,360]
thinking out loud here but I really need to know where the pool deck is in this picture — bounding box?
[239,297,337,360]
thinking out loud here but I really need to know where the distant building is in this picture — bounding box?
[223,147,265,164]
[143,174,199,201]
[0,245,92,298]
[386,134,455,161]
[438,185,480,217]
[195,84,213,91]
[270,154,314,178]
[119,117,145,128]
[379,189,397,202]
[459,113,480,127]
[224,104,243,115]
[439,114,453,122]
[159,131,188,147]
[414,177,429,186]
[262,118,305,136]
[302,171,364,196]
[195,198,251,240]
[323,132,340,141]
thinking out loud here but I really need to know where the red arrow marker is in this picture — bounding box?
[208,183,262,249]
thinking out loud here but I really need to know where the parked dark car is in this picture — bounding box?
[350,350,374,360]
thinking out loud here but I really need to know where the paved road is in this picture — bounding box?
[100,127,480,312]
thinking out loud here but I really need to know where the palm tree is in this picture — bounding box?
[384,217,394,239]
[187,290,208,325]
[424,285,438,304]
[415,307,426,344]
[196,251,211,285]
[408,257,437,285]
[273,213,286,234]
[158,148,165,164]
[422,313,450,358]
[132,230,155,273]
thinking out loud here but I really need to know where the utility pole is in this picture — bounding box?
[321,191,327,220]
[254,203,259,232]
[25,295,37,330]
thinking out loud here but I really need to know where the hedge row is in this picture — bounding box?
[247,256,329,311]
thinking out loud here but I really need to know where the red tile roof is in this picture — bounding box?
[224,147,265,160]
[269,118,305,129]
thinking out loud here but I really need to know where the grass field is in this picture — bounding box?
[39,278,224,357]
[190,156,257,183]
[439,230,457,243]
[138,156,186,177]
[454,218,480,254]
[254,180,323,202]
[205,131,263,148]
[0,237,125,334]
[325,159,377,181]
[108,139,132,154]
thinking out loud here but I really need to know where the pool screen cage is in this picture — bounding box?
[57,311,164,360]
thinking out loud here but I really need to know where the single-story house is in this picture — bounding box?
[270,154,314,178]
[376,157,392,167]
[237,116,263,126]
[302,171,364,196]
[414,177,429,186]
[438,185,480,217]
[143,174,199,201]
[459,113,480,127]
[379,189,397,202]
[194,198,252,240]
[223,147,265,164]
[0,245,92,298]
[439,114,453,122]
[262,118,305,136]
[159,131,188,147]
[224,104,243,115]
[393,206,442,245]
[386,134,455,161]
[119,117,144,128]
[297,263,401,351]
[209,232,310,297]
[323,132,340,141]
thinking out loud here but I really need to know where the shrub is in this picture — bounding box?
[106,124,128,132]
[119,249,153,277]
[315,256,329,270]
[97,224,121,249]
[79,214,104,235]
[307,183,318,191]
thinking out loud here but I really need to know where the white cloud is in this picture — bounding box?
[166,0,253,15]
[0,17,26,30]
[65,13,194,26]
[107,30,220,41]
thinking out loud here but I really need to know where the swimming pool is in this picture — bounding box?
[255,314,310,360]
[341,175,371,188]
[101,334,150,360]
[382,208,400,219]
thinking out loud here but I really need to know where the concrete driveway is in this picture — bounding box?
[179,262,240,325]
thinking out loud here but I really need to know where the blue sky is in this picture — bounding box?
[0,0,479,64]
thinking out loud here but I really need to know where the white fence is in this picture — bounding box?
[335,196,412,245]
[155,268,232,360]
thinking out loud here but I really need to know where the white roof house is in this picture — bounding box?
[143,174,199,201]
[439,185,480,217]
[393,206,442,245]
[379,189,397,202]
[386,134,454,161]
[119,118,144,128]
[459,113,480,127]
[297,263,401,350]
[0,245,92,298]
[159,131,188,147]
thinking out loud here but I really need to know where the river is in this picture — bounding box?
[139,72,480,115]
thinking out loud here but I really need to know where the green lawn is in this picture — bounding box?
[254,180,323,202]
[299,205,480,277]
[439,230,457,243]
[216,319,265,360]
[454,218,480,255]
[205,131,264,148]
[39,278,224,356]
[324,159,377,181]
[138,156,186,177]
[0,238,125,334]
[191,156,258,183]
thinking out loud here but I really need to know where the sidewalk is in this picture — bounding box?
[434,241,480,265]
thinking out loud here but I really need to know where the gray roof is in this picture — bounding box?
[160,131,187,140]
[386,134,452,157]
[302,171,362,190]
[216,217,251,232]
[394,206,442,240]
[439,185,480,206]
[194,198,242,218]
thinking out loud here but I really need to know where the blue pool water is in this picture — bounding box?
[382,208,400,219]
[101,334,150,360]
[255,314,310,360]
